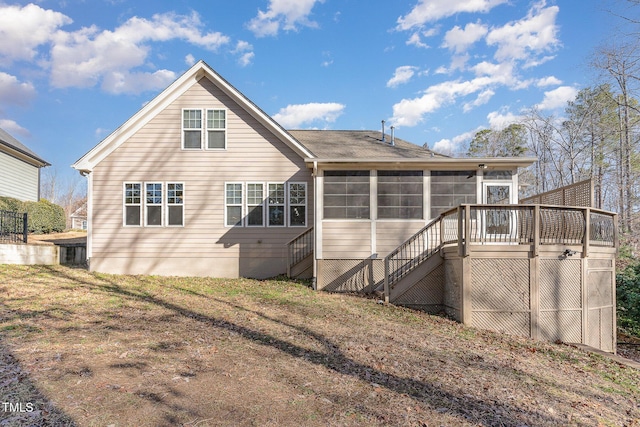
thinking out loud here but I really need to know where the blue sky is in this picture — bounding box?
[0,0,624,184]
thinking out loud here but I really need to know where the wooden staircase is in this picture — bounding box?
[287,227,313,279]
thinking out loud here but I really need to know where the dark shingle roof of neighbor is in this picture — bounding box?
[0,127,49,166]
[287,130,447,160]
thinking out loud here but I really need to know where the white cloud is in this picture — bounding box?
[463,89,494,112]
[0,119,30,138]
[536,86,578,110]
[0,72,37,107]
[536,76,562,87]
[391,76,496,127]
[387,66,418,88]
[101,69,177,95]
[486,2,559,63]
[185,54,196,66]
[486,110,521,129]
[397,0,508,31]
[48,11,229,92]
[432,129,477,155]
[233,41,254,67]
[272,102,345,128]
[442,21,488,53]
[0,4,71,62]
[247,0,324,37]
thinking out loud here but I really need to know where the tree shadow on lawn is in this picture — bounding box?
[0,338,76,426]
[26,266,591,426]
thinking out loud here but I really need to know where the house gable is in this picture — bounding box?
[72,60,313,173]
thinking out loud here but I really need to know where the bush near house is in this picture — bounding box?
[617,259,640,337]
[0,196,66,234]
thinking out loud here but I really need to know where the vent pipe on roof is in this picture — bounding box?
[381,120,386,142]
[390,126,395,146]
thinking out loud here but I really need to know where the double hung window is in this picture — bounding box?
[224,182,307,227]
[124,183,142,226]
[182,108,227,150]
[225,183,243,227]
[182,110,202,149]
[268,183,285,226]
[123,182,184,227]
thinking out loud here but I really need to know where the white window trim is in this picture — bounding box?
[267,182,286,227]
[288,182,307,227]
[181,108,203,150]
[123,182,142,227]
[246,182,265,227]
[166,182,185,227]
[206,108,227,150]
[225,182,244,227]
[144,182,163,227]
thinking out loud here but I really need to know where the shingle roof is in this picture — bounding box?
[0,127,49,166]
[287,130,447,160]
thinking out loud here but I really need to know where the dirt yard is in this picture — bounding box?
[1,265,639,426]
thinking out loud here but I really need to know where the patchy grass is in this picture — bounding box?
[0,264,639,426]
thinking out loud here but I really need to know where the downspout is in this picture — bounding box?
[312,160,318,290]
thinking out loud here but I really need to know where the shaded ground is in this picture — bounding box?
[1,265,639,426]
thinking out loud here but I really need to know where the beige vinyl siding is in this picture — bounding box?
[0,152,39,202]
[376,221,427,256]
[90,77,313,278]
[321,222,371,259]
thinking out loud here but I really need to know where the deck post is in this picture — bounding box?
[464,205,471,257]
[457,206,463,257]
[533,205,540,257]
[383,257,390,303]
[583,208,590,258]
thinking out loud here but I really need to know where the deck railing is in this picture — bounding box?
[384,204,617,295]
[286,227,314,276]
[0,210,28,244]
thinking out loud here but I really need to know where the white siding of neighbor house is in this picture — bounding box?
[0,151,39,202]
[89,77,313,278]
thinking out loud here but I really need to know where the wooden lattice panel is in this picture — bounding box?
[539,310,582,343]
[472,311,530,337]
[470,259,530,311]
[539,259,582,310]
[395,263,445,311]
[318,259,367,292]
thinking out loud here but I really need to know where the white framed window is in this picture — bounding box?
[246,183,264,227]
[167,183,184,226]
[124,182,142,226]
[145,183,163,226]
[182,109,202,149]
[207,109,226,149]
[288,182,306,227]
[225,183,243,227]
[267,183,285,227]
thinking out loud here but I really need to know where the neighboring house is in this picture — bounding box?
[73,61,618,351]
[0,127,50,202]
[72,60,535,278]
[69,203,87,230]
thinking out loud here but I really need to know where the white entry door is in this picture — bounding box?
[482,183,514,240]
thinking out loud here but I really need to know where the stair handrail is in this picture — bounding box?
[383,207,459,300]
[286,227,314,276]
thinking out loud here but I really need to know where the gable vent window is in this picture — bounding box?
[207,109,226,149]
[182,109,202,149]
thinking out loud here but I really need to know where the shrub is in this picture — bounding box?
[617,261,640,337]
[0,196,66,234]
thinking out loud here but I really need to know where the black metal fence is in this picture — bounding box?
[0,210,28,244]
